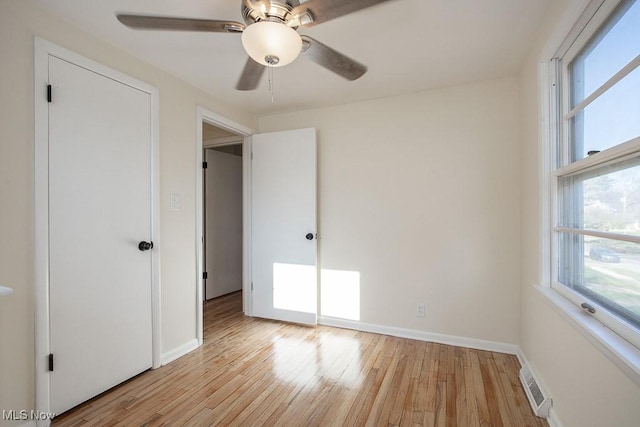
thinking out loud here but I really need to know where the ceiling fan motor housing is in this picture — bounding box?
[241,0,313,27]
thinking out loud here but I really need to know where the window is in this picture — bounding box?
[552,0,640,348]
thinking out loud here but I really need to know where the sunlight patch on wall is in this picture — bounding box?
[320,269,360,321]
[273,262,317,313]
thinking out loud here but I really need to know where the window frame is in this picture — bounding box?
[547,0,640,352]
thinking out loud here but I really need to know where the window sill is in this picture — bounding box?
[534,285,640,388]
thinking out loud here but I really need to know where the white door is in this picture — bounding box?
[205,148,243,299]
[251,128,317,325]
[48,56,153,414]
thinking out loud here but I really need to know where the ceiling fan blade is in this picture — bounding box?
[236,58,266,90]
[291,0,393,27]
[300,36,367,81]
[116,14,245,33]
[242,0,272,20]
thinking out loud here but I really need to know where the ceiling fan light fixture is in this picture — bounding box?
[241,21,302,67]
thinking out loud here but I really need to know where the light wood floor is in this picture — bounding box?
[53,292,547,426]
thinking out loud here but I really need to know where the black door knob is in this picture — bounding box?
[305,233,314,241]
[138,241,154,251]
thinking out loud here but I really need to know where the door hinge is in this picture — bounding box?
[202,161,208,169]
[251,281,254,291]
[48,353,54,372]
[203,271,208,280]
[47,85,52,103]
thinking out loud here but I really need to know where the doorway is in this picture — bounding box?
[195,108,253,345]
[203,123,244,301]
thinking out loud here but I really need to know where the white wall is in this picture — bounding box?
[0,1,256,423]
[519,0,640,425]
[259,77,521,346]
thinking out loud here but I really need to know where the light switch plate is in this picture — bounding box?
[170,193,181,211]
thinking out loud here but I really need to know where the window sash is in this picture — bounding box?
[564,54,640,121]
[551,278,640,349]
[553,136,640,177]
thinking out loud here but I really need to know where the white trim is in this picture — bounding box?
[539,60,556,287]
[318,316,519,355]
[242,136,253,317]
[33,37,50,427]
[150,77,162,371]
[203,136,244,148]
[161,338,199,365]
[535,285,640,387]
[547,409,565,427]
[195,107,254,345]
[34,38,161,425]
[551,280,640,350]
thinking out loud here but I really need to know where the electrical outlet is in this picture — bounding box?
[416,303,425,317]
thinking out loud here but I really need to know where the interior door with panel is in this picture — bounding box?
[251,128,318,325]
[48,55,153,415]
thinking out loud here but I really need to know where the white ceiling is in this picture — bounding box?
[34,0,552,116]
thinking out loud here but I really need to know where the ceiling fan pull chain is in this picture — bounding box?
[268,64,275,104]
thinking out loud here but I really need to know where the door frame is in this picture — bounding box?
[34,38,161,420]
[195,107,253,344]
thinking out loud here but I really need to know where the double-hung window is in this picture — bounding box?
[551,0,640,349]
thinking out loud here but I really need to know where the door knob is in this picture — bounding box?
[138,241,154,251]
[305,233,314,241]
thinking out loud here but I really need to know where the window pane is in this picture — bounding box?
[570,66,640,161]
[558,232,640,329]
[570,0,640,108]
[559,156,640,235]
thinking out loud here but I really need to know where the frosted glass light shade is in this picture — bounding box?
[241,21,302,67]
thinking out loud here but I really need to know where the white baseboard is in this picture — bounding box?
[161,338,199,365]
[318,316,519,355]
[547,409,564,427]
[516,347,527,367]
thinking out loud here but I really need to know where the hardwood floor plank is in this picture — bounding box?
[446,373,457,427]
[469,349,492,427]
[461,349,480,427]
[51,292,548,427]
[454,354,467,427]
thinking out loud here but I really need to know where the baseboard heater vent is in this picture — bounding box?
[519,364,551,418]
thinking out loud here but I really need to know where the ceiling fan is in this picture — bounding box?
[116,0,393,90]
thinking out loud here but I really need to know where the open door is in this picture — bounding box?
[251,128,317,325]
